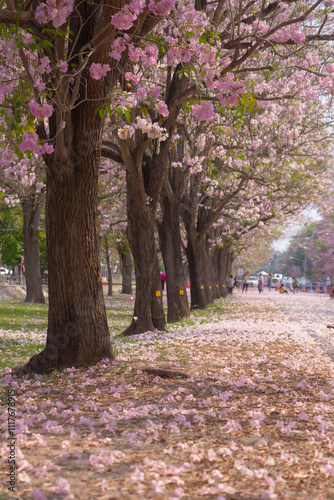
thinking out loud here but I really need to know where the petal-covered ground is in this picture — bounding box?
[1,293,334,499]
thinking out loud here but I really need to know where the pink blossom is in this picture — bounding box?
[89,63,111,80]
[207,448,217,461]
[128,45,142,63]
[29,101,54,119]
[135,87,147,99]
[111,10,135,30]
[19,137,40,154]
[4,167,18,180]
[109,38,128,61]
[30,490,47,500]
[34,0,74,28]
[57,60,68,72]
[192,102,214,121]
[325,464,334,475]
[141,44,159,66]
[148,0,176,15]
[150,89,160,101]
[261,490,277,500]
[18,470,31,483]
[157,101,169,117]
[40,143,54,155]
[225,420,242,432]
[118,125,135,140]
[291,31,305,43]
[55,478,72,494]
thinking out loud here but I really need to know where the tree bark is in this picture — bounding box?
[210,244,221,300]
[184,227,208,310]
[22,105,113,373]
[203,235,214,304]
[158,187,189,323]
[218,246,234,298]
[21,195,45,304]
[104,237,113,297]
[120,249,132,294]
[122,171,165,336]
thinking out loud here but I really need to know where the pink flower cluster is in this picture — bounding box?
[18,132,54,155]
[29,101,54,119]
[148,0,176,15]
[89,63,111,80]
[34,0,74,28]
[111,0,175,31]
[109,37,128,62]
[192,102,214,122]
[111,0,146,30]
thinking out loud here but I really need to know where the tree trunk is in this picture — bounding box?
[121,250,132,294]
[105,237,113,297]
[22,108,113,373]
[21,197,45,304]
[218,246,234,298]
[211,246,221,300]
[123,172,165,336]
[184,228,208,310]
[158,189,189,323]
[203,236,214,304]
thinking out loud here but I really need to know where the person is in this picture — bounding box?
[258,274,263,293]
[329,286,334,299]
[279,283,288,294]
[233,275,238,289]
[293,277,299,294]
[160,271,166,291]
[326,277,331,294]
[242,272,249,293]
[227,275,234,294]
[267,273,273,292]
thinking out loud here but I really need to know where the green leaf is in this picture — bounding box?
[124,110,131,123]
[115,108,123,117]
[99,108,105,119]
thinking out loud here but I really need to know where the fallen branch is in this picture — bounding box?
[140,367,190,379]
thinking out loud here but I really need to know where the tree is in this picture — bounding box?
[0,158,45,302]
[0,0,167,372]
[0,199,22,272]
[100,0,334,329]
[275,211,334,282]
[1,0,334,368]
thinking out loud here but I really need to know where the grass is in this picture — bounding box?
[0,294,229,370]
[0,302,48,331]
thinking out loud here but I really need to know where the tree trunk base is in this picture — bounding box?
[12,350,55,376]
[24,296,46,305]
[119,319,158,337]
[12,343,114,376]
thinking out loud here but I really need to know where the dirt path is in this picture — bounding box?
[1,294,334,499]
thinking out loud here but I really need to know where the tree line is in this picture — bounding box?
[0,0,334,372]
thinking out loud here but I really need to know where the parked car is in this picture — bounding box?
[248,275,258,287]
[0,267,9,275]
[298,277,312,290]
[282,277,293,288]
